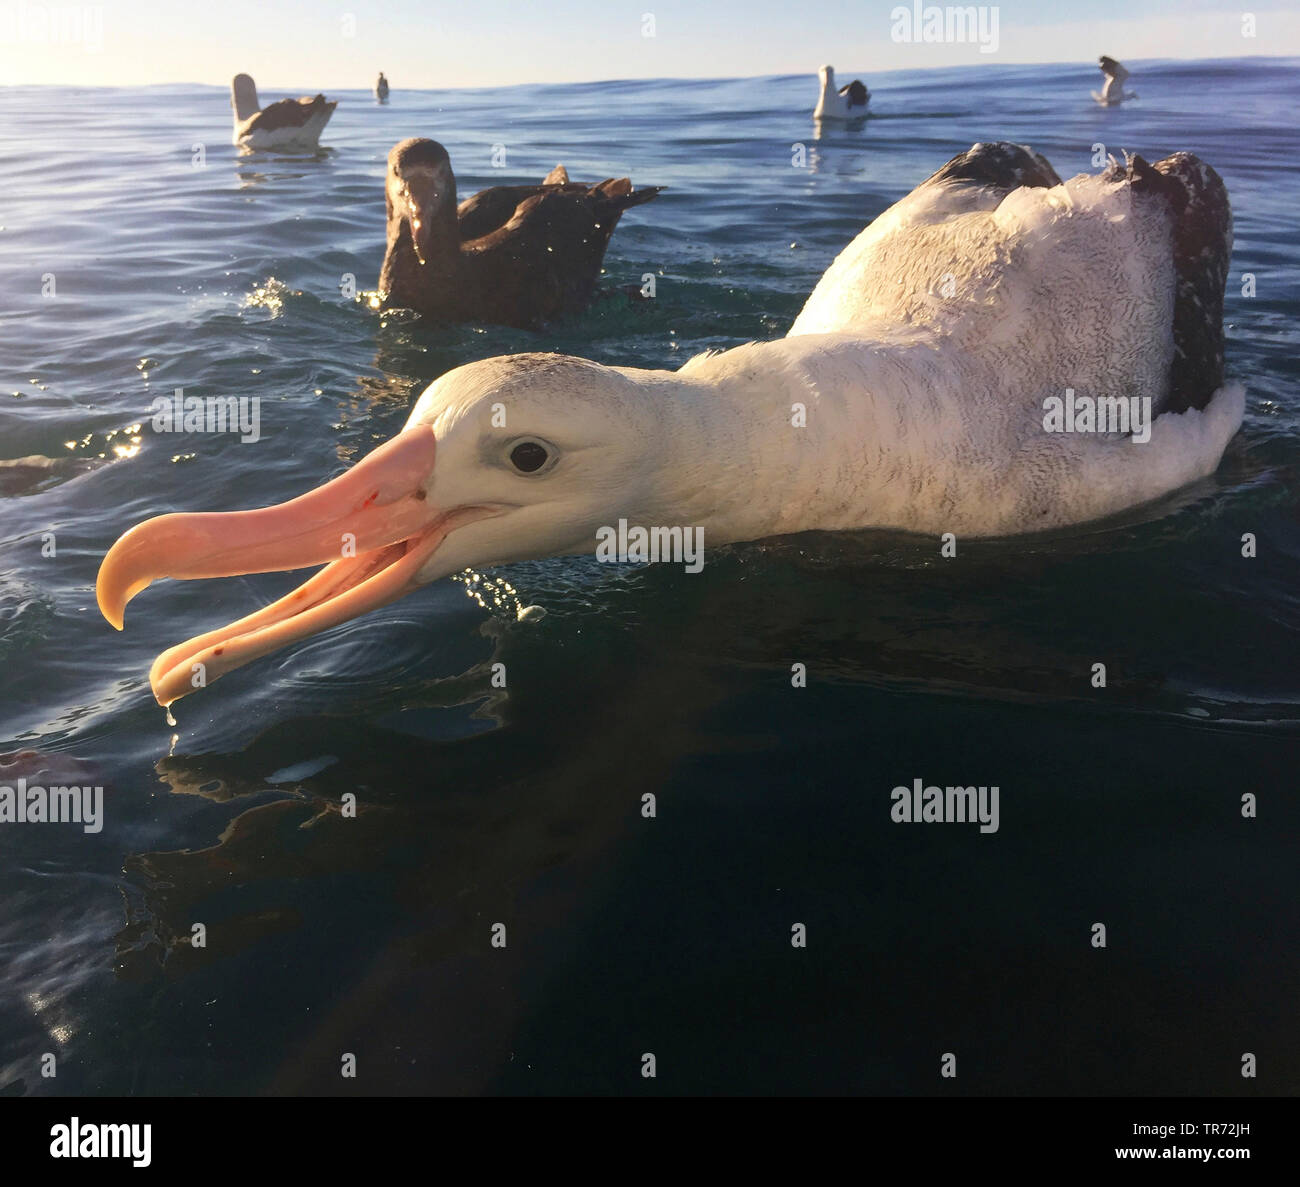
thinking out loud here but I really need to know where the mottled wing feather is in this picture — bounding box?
[245,94,333,133]
[1125,152,1231,412]
[788,141,1211,422]
[925,141,1062,193]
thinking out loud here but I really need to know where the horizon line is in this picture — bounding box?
[2,51,1294,93]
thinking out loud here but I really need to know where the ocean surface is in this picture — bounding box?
[1,59,1297,1096]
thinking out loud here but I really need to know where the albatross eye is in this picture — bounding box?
[509,441,550,473]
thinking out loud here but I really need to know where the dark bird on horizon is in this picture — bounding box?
[377,138,663,328]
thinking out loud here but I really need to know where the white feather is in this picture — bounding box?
[405,149,1243,572]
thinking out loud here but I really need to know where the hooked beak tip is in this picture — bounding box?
[96,530,157,634]
[96,564,127,630]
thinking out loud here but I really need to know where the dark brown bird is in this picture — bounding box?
[377,138,663,329]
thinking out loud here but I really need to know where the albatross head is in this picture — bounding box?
[385,137,457,267]
[97,354,686,706]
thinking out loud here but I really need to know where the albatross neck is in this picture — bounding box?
[379,181,463,315]
[615,335,909,547]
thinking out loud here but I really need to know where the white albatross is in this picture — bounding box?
[231,73,337,149]
[813,65,869,119]
[1095,56,1138,106]
[98,142,1242,705]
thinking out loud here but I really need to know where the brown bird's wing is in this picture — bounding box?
[245,94,334,133]
[462,181,663,327]
[457,184,574,242]
[837,79,869,105]
[590,177,664,214]
[457,168,661,242]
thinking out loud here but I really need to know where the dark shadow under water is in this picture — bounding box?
[8,479,1295,1095]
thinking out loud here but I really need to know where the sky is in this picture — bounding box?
[0,0,1296,88]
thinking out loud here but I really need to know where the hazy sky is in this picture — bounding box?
[0,0,1296,88]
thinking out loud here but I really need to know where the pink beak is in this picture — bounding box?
[97,426,490,707]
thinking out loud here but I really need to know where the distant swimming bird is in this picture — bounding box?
[377,138,663,328]
[230,74,337,149]
[376,72,389,102]
[1095,56,1138,106]
[813,65,869,119]
[99,142,1241,706]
